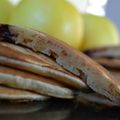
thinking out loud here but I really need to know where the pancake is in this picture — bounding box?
[84,46,120,58]
[0,65,73,99]
[92,57,120,69]
[0,24,120,104]
[0,42,86,89]
[0,85,48,101]
[84,46,120,69]
[107,70,120,81]
[77,92,117,107]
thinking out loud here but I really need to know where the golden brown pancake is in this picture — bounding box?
[84,46,120,69]
[77,91,117,107]
[0,85,48,101]
[84,46,120,58]
[92,57,120,69]
[0,65,73,99]
[0,42,86,89]
[0,24,119,104]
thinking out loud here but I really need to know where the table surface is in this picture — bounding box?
[0,99,120,120]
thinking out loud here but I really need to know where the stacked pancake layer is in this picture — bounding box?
[0,24,120,107]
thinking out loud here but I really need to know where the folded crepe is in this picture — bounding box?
[0,24,120,104]
[0,65,73,99]
[0,61,115,106]
[0,42,86,89]
[0,85,48,101]
[0,65,116,106]
[84,46,120,58]
[84,46,120,69]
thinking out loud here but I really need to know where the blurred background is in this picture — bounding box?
[2,0,120,50]
[9,0,120,30]
[67,0,120,31]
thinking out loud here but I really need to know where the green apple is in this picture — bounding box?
[81,14,119,50]
[0,0,14,23]
[9,0,84,49]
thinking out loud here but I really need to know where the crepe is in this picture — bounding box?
[107,70,120,81]
[77,92,117,107]
[0,24,119,104]
[0,65,73,99]
[84,46,120,69]
[0,85,48,101]
[0,42,86,89]
[91,57,120,69]
[84,46,120,58]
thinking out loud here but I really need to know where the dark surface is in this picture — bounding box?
[0,99,120,120]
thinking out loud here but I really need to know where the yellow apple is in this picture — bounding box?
[9,0,84,49]
[81,14,119,50]
[0,0,14,23]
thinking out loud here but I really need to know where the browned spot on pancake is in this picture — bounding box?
[0,65,66,87]
[49,50,58,60]
[0,25,13,42]
[61,50,68,57]
[77,68,87,83]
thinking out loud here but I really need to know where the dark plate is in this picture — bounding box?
[0,99,120,120]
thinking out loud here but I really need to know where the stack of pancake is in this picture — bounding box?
[84,47,120,81]
[0,24,120,107]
